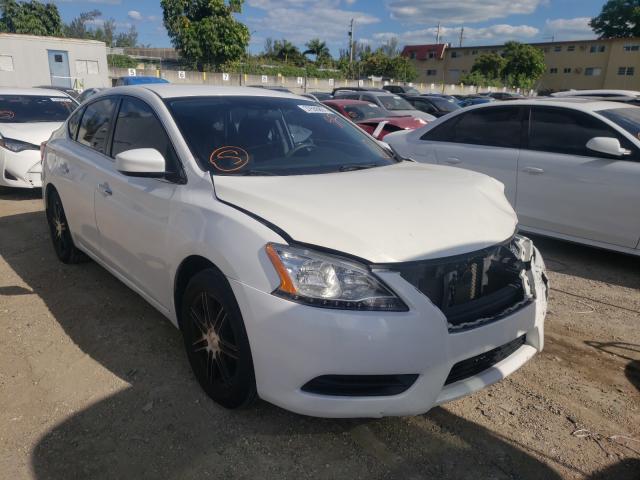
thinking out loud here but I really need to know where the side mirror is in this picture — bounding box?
[586,137,631,157]
[115,148,166,177]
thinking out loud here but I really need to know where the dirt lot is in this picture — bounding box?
[0,187,638,480]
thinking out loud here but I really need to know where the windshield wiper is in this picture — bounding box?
[236,169,276,176]
[338,164,380,172]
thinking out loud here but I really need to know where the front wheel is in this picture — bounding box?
[181,269,257,409]
[46,189,86,264]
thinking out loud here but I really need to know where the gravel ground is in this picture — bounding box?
[0,187,638,480]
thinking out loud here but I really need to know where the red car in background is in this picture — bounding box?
[322,99,428,139]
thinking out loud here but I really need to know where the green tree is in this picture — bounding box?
[470,52,506,81]
[378,37,400,58]
[114,26,138,48]
[274,39,302,64]
[161,0,250,70]
[590,0,640,38]
[502,41,546,89]
[107,53,138,68]
[0,0,63,36]
[304,38,330,65]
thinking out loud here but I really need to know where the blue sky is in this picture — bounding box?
[52,0,606,54]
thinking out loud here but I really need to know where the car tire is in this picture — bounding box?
[181,269,257,409]
[46,189,86,264]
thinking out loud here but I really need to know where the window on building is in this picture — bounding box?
[563,67,572,74]
[471,49,478,55]
[0,55,13,72]
[76,59,99,75]
[426,69,437,76]
[550,67,558,74]
[584,67,602,76]
[410,51,417,59]
[451,51,458,58]
[627,67,635,76]
[554,46,562,52]
[543,47,550,53]
[428,52,435,59]
[623,44,640,52]
[590,45,605,53]
[567,45,575,52]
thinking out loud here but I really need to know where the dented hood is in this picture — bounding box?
[214,162,517,263]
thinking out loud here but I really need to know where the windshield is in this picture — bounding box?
[378,95,414,111]
[598,107,640,138]
[430,97,461,112]
[343,103,388,121]
[167,96,397,176]
[404,87,420,95]
[0,95,75,123]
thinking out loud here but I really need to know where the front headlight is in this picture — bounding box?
[265,243,408,311]
[0,137,40,153]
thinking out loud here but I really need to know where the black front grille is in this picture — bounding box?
[301,374,418,397]
[445,335,526,385]
[392,238,533,332]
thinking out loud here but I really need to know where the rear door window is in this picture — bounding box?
[422,107,523,148]
[77,98,117,154]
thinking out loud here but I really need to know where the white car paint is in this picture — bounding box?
[550,89,640,98]
[385,98,640,256]
[0,88,71,189]
[42,85,547,418]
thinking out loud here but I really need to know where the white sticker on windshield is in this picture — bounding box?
[298,104,333,114]
[51,97,72,102]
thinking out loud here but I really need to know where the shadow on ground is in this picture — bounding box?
[585,341,640,392]
[0,210,625,479]
[526,234,640,291]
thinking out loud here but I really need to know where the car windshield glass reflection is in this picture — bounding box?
[167,96,396,175]
[0,95,76,123]
[378,96,414,111]
[598,108,640,138]
[344,104,387,121]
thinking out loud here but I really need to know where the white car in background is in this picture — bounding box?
[41,85,547,418]
[385,98,640,256]
[0,88,76,189]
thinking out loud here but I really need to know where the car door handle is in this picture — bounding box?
[522,166,545,175]
[98,182,112,196]
[444,157,461,165]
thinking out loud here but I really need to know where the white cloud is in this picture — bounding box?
[544,17,595,40]
[374,23,540,46]
[247,0,379,47]
[127,10,143,21]
[386,0,548,24]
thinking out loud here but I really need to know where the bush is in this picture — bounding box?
[107,54,138,68]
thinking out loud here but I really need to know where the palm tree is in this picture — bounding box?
[304,38,330,65]
[274,39,299,64]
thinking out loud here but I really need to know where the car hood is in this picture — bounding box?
[0,122,62,145]
[213,162,517,263]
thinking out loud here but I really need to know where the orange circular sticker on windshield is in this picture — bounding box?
[209,146,249,172]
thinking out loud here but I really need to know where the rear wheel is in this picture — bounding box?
[46,189,86,264]
[181,269,257,409]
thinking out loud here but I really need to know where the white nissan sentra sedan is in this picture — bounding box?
[0,88,77,189]
[41,85,548,418]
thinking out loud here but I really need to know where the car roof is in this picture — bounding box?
[0,87,70,97]
[551,89,640,97]
[110,84,308,101]
[464,97,637,113]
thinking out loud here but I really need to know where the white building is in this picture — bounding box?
[0,33,109,91]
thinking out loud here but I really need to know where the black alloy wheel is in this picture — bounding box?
[46,189,85,264]
[181,269,257,409]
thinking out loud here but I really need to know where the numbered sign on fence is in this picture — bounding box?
[127,68,136,77]
[178,71,186,79]
[408,82,413,87]
[222,73,229,82]
[328,78,334,86]
[261,75,268,83]
[358,79,364,87]
[297,77,303,85]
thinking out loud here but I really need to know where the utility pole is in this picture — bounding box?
[459,26,464,47]
[435,22,441,44]
[349,19,355,65]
